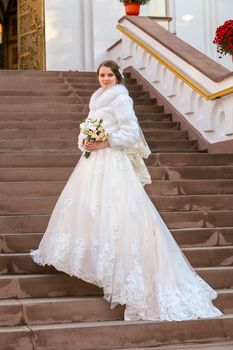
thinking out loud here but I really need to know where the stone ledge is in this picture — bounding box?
[119,16,233,82]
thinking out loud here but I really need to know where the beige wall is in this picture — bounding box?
[44,0,161,71]
[172,0,233,69]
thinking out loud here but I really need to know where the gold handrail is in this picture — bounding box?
[117,24,233,100]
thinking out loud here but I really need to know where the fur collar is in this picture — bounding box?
[89,84,129,110]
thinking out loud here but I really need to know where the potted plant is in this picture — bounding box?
[213,20,233,60]
[119,0,151,16]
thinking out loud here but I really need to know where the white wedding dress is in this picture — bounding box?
[31,84,222,321]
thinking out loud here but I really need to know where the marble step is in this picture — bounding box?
[149,140,198,151]
[0,74,135,83]
[0,111,88,121]
[0,274,102,299]
[0,314,232,350]
[0,87,143,98]
[0,71,97,78]
[0,139,198,152]
[0,86,140,99]
[0,95,157,105]
[148,166,233,180]
[147,153,233,166]
[0,289,232,327]
[0,167,74,182]
[0,129,188,142]
[2,179,233,198]
[146,180,233,195]
[1,228,233,253]
[160,211,233,229]
[151,195,233,211]
[0,75,133,84]
[0,119,179,130]
[0,74,135,84]
[1,194,233,215]
[1,153,233,168]
[0,181,66,197]
[0,154,80,168]
[0,296,124,327]
[0,267,232,299]
[0,102,162,112]
[1,210,233,233]
[0,110,170,121]
[171,227,233,247]
[0,83,142,94]
[0,246,232,275]
[119,342,233,350]
[0,70,129,78]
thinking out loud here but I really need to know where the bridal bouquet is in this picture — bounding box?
[80,118,109,158]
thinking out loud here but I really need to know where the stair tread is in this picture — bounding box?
[119,341,233,350]
[0,313,230,330]
[1,245,232,256]
[0,286,232,302]
[0,263,232,276]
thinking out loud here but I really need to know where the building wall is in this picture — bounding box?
[45,0,83,71]
[172,0,233,70]
[44,0,233,71]
[44,0,158,71]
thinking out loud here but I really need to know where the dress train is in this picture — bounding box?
[31,148,222,321]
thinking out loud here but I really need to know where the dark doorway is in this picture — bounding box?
[0,0,18,69]
[0,0,5,69]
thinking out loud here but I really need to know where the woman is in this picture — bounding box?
[31,60,222,321]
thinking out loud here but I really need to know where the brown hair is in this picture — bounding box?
[97,60,124,84]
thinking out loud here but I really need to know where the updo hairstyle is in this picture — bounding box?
[97,60,124,84]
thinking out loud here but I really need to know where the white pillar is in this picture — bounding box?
[82,0,94,71]
[77,0,85,70]
[168,0,176,34]
[203,0,218,60]
[148,0,166,16]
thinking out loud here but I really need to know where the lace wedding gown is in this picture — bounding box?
[31,147,222,321]
[31,84,222,321]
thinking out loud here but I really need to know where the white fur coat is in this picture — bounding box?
[78,84,139,150]
[78,84,151,185]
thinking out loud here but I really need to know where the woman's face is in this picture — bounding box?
[98,66,117,89]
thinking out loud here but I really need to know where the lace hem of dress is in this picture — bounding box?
[30,249,223,322]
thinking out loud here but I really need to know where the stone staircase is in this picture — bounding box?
[0,70,232,350]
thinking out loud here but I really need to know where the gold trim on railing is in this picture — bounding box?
[117,24,233,100]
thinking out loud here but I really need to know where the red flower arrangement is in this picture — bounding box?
[213,20,233,58]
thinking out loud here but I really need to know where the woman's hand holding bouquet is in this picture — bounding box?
[80,118,109,158]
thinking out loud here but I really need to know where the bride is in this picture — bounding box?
[31,60,222,321]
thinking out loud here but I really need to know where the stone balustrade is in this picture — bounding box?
[108,16,233,145]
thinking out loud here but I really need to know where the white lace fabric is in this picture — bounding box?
[31,148,222,321]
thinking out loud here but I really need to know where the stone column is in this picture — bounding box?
[76,0,85,70]
[148,0,166,16]
[82,0,94,71]
[203,0,218,60]
[167,0,176,34]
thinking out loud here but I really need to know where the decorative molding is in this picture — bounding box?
[18,0,45,69]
